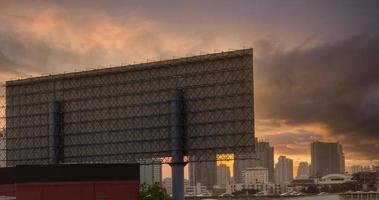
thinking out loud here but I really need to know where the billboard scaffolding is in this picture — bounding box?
[0,49,255,167]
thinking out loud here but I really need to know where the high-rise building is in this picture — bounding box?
[216,164,231,188]
[140,163,162,185]
[234,138,274,183]
[296,162,310,179]
[275,156,293,189]
[189,159,217,190]
[311,141,345,176]
[234,154,252,184]
[163,177,173,194]
[256,140,275,182]
[372,165,379,172]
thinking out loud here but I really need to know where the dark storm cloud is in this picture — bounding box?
[255,34,379,159]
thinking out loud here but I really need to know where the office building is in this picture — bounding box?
[311,141,345,176]
[163,177,173,194]
[275,156,293,192]
[189,160,217,190]
[234,138,274,183]
[216,164,231,188]
[140,163,162,185]
[296,162,310,179]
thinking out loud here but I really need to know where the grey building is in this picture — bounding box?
[234,138,274,183]
[275,156,293,185]
[189,160,217,190]
[216,164,231,188]
[275,156,293,193]
[296,162,310,179]
[140,162,162,185]
[311,141,345,176]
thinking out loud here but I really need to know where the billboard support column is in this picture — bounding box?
[49,101,63,164]
[170,89,187,200]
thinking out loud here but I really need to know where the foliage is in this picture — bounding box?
[139,183,171,200]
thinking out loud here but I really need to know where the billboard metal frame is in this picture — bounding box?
[0,49,255,170]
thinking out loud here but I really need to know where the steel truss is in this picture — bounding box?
[0,49,255,166]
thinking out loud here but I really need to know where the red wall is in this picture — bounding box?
[0,184,15,197]
[0,181,138,200]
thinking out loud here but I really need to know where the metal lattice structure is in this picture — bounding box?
[0,49,254,166]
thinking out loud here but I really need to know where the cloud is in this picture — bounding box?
[0,2,220,80]
[255,34,379,160]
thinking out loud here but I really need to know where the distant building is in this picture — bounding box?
[234,138,274,183]
[233,153,252,184]
[185,182,210,196]
[372,165,379,172]
[242,167,273,193]
[296,162,310,179]
[189,159,217,190]
[163,177,173,194]
[163,177,189,195]
[140,162,162,185]
[340,191,379,200]
[275,156,293,193]
[351,165,371,174]
[216,164,231,188]
[290,178,316,192]
[226,182,244,194]
[311,141,345,176]
[319,174,352,185]
[242,167,269,185]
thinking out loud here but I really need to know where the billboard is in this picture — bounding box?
[3,49,254,166]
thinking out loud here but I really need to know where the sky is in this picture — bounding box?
[1,0,379,176]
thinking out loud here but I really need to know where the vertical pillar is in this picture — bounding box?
[49,101,63,164]
[170,89,186,200]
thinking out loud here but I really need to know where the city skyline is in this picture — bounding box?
[1,0,379,172]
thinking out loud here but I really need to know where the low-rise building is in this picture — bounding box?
[242,167,269,185]
[226,183,244,194]
[319,174,352,185]
[163,177,189,195]
[185,182,210,196]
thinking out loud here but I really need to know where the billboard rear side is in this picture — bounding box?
[4,49,254,165]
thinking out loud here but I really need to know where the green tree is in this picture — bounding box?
[139,183,171,200]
